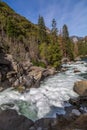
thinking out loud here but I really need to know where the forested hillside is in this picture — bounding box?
[1,1,86,69]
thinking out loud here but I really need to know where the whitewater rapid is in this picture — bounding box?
[0,60,87,120]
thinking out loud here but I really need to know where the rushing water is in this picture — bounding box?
[0,60,87,120]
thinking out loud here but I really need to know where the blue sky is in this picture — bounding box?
[3,0,87,37]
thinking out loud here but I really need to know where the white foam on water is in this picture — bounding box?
[0,60,87,120]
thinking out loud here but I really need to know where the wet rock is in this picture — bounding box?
[29,66,56,81]
[0,109,34,130]
[65,106,80,117]
[69,96,87,117]
[34,118,57,130]
[15,85,25,93]
[72,109,81,116]
[74,81,87,96]
[61,57,70,63]
[74,68,81,73]
[47,67,56,75]
[0,86,4,92]
[61,67,68,72]
[69,96,87,107]
[13,75,35,89]
[42,68,56,80]
[69,98,80,107]
[74,57,81,61]
[1,103,15,110]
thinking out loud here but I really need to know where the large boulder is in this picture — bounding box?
[28,66,44,80]
[74,80,87,96]
[0,109,34,130]
[13,75,36,92]
[29,66,56,81]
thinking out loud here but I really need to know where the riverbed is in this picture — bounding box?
[0,60,87,120]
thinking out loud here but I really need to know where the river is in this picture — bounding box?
[0,60,87,120]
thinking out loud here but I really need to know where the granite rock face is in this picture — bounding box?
[0,49,56,92]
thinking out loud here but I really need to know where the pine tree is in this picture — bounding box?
[51,19,58,38]
[62,24,74,60]
[38,15,46,31]
[38,15,46,43]
[62,24,69,39]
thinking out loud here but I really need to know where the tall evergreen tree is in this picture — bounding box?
[51,19,58,41]
[62,24,74,60]
[38,15,47,43]
[62,24,69,39]
[38,15,46,31]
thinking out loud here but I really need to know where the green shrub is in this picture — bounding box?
[32,60,46,68]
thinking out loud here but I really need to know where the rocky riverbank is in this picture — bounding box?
[0,51,56,92]
[0,108,87,130]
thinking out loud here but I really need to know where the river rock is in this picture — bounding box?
[69,96,87,108]
[61,57,70,63]
[42,68,56,80]
[0,86,3,92]
[13,75,35,91]
[0,109,34,130]
[61,67,68,72]
[72,109,81,116]
[69,98,80,107]
[34,118,57,129]
[74,57,81,61]
[74,68,81,73]
[74,80,87,96]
